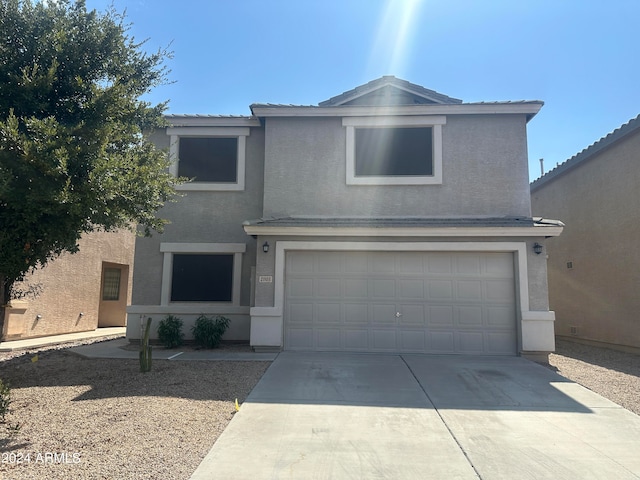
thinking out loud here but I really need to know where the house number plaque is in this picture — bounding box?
[258,276,273,283]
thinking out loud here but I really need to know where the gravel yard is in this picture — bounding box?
[0,336,638,479]
[548,339,640,415]
[0,338,270,480]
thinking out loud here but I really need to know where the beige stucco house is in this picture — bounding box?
[2,229,134,340]
[531,114,640,352]
[130,76,562,360]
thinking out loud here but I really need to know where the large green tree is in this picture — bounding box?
[0,0,178,329]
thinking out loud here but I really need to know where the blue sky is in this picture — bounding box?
[86,0,640,181]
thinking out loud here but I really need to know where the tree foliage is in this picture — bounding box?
[0,0,178,304]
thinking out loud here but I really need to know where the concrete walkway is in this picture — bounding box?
[69,338,278,362]
[191,352,640,480]
[0,327,126,352]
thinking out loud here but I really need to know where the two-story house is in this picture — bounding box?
[128,76,562,360]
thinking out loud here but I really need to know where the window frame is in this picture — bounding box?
[343,116,445,185]
[160,243,246,306]
[167,126,250,191]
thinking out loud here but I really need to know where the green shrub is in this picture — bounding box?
[0,379,21,438]
[191,315,230,349]
[157,315,184,349]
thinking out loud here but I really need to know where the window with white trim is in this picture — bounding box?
[343,116,445,185]
[171,254,234,302]
[167,127,250,191]
[160,243,246,305]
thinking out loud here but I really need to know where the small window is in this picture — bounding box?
[102,268,121,301]
[178,137,238,183]
[171,254,233,302]
[355,127,433,176]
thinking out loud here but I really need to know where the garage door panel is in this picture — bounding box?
[487,332,516,354]
[429,305,454,325]
[372,279,395,297]
[287,328,313,349]
[455,255,482,275]
[372,329,397,350]
[371,253,396,273]
[288,303,314,323]
[316,329,341,350]
[372,304,396,324]
[487,305,516,327]
[344,278,368,298]
[428,331,455,352]
[316,252,342,273]
[485,279,515,301]
[344,303,368,323]
[317,278,341,297]
[457,331,484,353]
[344,253,368,273]
[458,305,484,326]
[285,251,516,354]
[429,280,454,300]
[399,279,425,299]
[344,329,369,349]
[399,304,425,324]
[457,280,483,301]
[316,303,340,323]
[289,278,314,297]
[399,330,426,351]
[397,253,425,274]
[427,255,453,274]
[486,253,514,275]
[289,254,314,273]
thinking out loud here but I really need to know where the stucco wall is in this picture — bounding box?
[3,230,135,339]
[262,114,532,217]
[128,126,265,341]
[531,129,640,350]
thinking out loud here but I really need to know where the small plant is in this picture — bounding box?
[157,314,184,348]
[0,379,21,438]
[139,316,153,372]
[192,315,230,349]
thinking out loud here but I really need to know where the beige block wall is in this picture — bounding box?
[531,130,640,350]
[3,230,135,340]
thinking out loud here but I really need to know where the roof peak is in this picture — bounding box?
[318,76,463,107]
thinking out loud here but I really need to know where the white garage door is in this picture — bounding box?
[284,251,517,355]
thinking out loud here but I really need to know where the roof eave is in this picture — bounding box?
[250,102,543,119]
[164,115,261,127]
[243,224,563,238]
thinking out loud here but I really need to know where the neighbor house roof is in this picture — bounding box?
[531,113,640,192]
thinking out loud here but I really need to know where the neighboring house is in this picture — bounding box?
[129,76,562,360]
[2,229,134,340]
[531,114,640,353]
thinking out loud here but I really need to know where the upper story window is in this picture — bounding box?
[167,126,250,191]
[343,116,445,185]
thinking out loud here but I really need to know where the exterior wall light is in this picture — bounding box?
[533,242,543,255]
[262,241,270,253]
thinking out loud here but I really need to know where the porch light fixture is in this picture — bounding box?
[533,242,543,255]
[262,241,270,253]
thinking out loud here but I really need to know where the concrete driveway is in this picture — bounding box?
[191,353,640,479]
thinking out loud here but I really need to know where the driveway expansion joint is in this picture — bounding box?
[400,354,483,480]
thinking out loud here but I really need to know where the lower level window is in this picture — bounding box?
[171,254,233,302]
